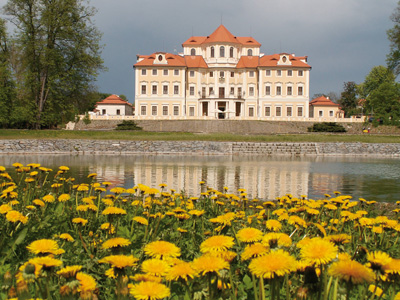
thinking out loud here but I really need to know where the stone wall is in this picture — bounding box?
[1,139,400,156]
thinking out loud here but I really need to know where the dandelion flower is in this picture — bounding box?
[328,259,374,284]
[33,199,45,207]
[236,227,263,243]
[99,255,139,269]
[368,285,384,297]
[27,239,60,255]
[29,256,62,268]
[133,216,149,225]
[129,281,170,300]
[366,251,392,272]
[325,234,351,245]
[300,237,338,266]
[0,204,12,214]
[57,265,83,278]
[102,207,127,215]
[249,249,296,279]
[76,272,96,299]
[266,219,282,232]
[142,259,170,277]
[72,218,88,226]
[58,194,71,202]
[102,237,131,249]
[144,241,181,259]
[130,273,162,283]
[42,194,55,203]
[192,254,229,275]
[165,261,196,281]
[262,232,292,248]
[59,233,74,242]
[200,235,235,253]
[241,243,269,261]
[6,210,25,223]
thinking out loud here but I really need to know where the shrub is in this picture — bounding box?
[82,113,91,125]
[307,122,346,133]
[115,120,142,131]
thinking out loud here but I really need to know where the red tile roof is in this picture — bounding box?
[259,54,311,68]
[185,56,208,68]
[182,25,261,46]
[134,53,186,67]
[96,95,132,106]
[236,56,259,68]
[310,96,339,107]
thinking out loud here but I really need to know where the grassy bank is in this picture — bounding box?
[0,129,400,143]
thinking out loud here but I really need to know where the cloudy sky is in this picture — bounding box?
[1,0,398,103]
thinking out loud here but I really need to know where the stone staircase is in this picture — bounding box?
[231,142,318,155]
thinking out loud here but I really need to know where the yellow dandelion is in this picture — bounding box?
[236,227,263,243]
[300,237,338,266]
[58,194,71,202]
[325,234,351,245]
[144,241,181,259]
[130,273,162,283]
[200,235,235,253]
[76,272,97,299]
[129,281,170,300]
[57,265,83,278]
[262,232,292,248]
[165,261,196,281]
[29,256,62,268]
[99,255,139,269]
[0,204,12,214]
[59,166,70,171]
[110,187,126,194]
[33,199,45,207]
[141,259,170,277]
[42,194,55,203]
[59,233,74,242]
[249,249,296,279]
[328,259,374,284]
[266,219,282,232]
[102,237,131,249]
[367,251,392,272]
[241,243,269,261]
[133,216,149,225]
[368,285,384,297]
[72,218,88,226]
[6,210,24,223]
[27,239,60,255]
[102,206,127,215]
[192,254,229,276]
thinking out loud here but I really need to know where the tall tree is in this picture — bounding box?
[338,81,358,117]
[387,1,400,75]
[357,66,396,99]
[3,0,104,128]
[367,81,400,125]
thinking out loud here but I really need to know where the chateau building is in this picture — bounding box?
[134,25,311,120]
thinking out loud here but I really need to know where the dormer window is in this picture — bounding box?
[248,49,253,56]
[158,55,163,61]
[191,48,196,56]
[282,56,287,63]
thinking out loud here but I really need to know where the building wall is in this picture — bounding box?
[96,104,133,116]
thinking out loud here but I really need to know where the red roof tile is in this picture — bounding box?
[96,95,132,106]
[134,53,186,67]
[236,36,261,47]
[185,56,208,68]
[259,54,311,68]
[182,36,208,46]
[236,56,259,68]
[309,96,339,107]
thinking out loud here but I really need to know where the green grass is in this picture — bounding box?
[1,129,400,143]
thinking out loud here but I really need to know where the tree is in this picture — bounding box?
[387,1,400,75]
[3,0,104,128]
[357,66,396,99]
[338,82,358,117]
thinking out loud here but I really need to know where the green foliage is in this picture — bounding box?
[357,66,396,99]
[3,0,104,129]
[307,122,347,133]
[338,81,358,117]
[83,113,91,125]
[115,120,143,131]
[387,2,400,75]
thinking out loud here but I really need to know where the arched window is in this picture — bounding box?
[190,48,196,56]
[220,46,225,57]
[247,49,253,56]
[230,47,234,58]
[210,46,215,58]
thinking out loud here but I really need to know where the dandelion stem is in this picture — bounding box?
[252,273,259,300]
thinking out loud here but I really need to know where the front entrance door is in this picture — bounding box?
[202,102,208,116]
[235,102,241,117]
[219,87,225,99]
[218,102,226,119]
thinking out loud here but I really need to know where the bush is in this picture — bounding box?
[82,113,91,125]
[307,122,346,133]
[115,120,142,131]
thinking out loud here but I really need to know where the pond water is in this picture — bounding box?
[1,154,400,202]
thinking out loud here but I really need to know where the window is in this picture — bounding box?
[230,87,234,95]
[202,87,206,97]
[220,71,224,78]
[210,46,215,58]
[230,47,234,58]
[249,71,254,77]
[287,86,292,96]
[209,87,214,95]
[141,69,146,75]
[276,86,281,96]
[249,107,254,117]
[266,70,271,76]
[190,86,195,96]
[220,46,225,57]
[298,70,303,76]
[163,106,168,115]
[249,87,254,96]
[152,69,157,76]
[287,70,292,76]
[190,70,195,77]
[265,86,271,95]
[152,106,157,116]
[141,106,147,116]
[248,49,253,56]
[265,107,271,116]
[277,70,282,76]
[238,87,242,98]
[189,107,195,116]
[174,69,179,76]
[282,56,287,63]
[329,111,334,117]
[116,109,120,115]
[298,86,303,96]
[163,85,168,95]
[209,71,214,77]
[297,107,303,117]
[287,107,292,117]
[190,48,196,56]
[102,109,106,115]
[319,111,323,117]
[174,85,179,95]
[231,71,234,77]
[163,69,168,76]
[276,107,282,117]
[141,85,146,95]
[173,106,179,116]
[152,85,157,95]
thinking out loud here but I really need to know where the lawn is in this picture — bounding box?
[1,129,400,143]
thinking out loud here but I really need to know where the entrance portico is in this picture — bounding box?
[200,99,244,119]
